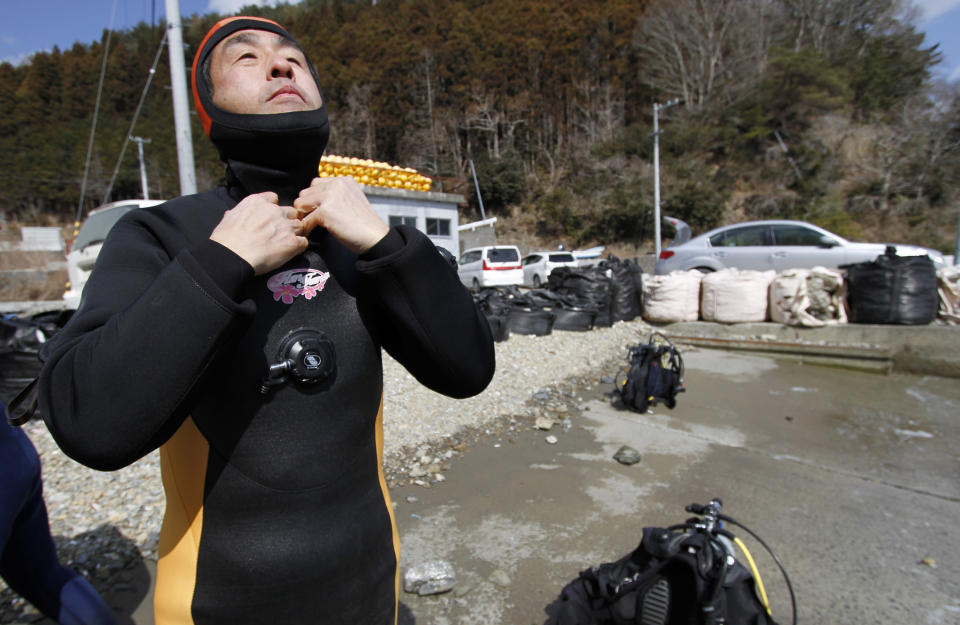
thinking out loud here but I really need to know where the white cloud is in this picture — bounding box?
[0,52,33,67]
[912,0,960,21]
[0,34,17,47]
[949,65,960,82]
[206,0,303,14]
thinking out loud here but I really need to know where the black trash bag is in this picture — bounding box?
[484,313,509,342]
[497,284,526,300]
[504,291,539,310]
[552,308,596,332]
[548,267,613,327]
[474,288,523,341]
[505,309,555,336]
[473,288,513,317]
[0,310,73,406]
[603,255,641,322]
[844,247,939,325]
[529,288,582,308]
[520,288,569,310]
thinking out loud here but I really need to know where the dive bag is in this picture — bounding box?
[616,333,684,413]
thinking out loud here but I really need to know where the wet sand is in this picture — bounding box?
[393,348,960,625]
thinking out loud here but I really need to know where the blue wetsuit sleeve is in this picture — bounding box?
[0,422,117,624]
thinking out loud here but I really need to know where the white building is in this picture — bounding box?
[363,186,465,257]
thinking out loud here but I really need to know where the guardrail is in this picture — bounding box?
[0,300,67,315]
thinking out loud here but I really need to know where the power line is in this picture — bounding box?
[77,0,120,223]
[102,30,169,203]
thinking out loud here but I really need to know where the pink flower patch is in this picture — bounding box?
[266,269,330,304]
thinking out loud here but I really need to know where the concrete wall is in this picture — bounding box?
[0,227,64,252]
[659,320,960,378]
[457,218,498,252]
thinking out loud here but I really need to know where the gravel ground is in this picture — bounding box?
[0,317,653,622]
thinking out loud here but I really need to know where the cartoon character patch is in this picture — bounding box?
[266,268,331,304]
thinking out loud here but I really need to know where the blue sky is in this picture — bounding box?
[0,0,958,82]
[916,0,960,82]
[0,0,302,66]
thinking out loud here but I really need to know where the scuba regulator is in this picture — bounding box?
[260,328,336,394]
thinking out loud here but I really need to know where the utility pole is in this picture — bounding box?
[653,98,681,259]
[469,159,486,220]
[954,204,959,265]
[131,136,152,199]
[773,130,803,181]
[165,0,197,196]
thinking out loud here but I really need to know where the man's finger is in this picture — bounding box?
[295,202,317,218]
[259,191,280,204]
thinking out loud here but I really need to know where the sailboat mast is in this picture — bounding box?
[165,0,197,195]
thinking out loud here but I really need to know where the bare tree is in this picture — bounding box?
[776,0,907,58]
[903,85,960,206]
[462,85,526,159]
[335,84,377,157]
[437,110,467,177]
[398,50,441,175]
[525,112,569,192]
[848,88,960,215]
[463,87,502,157]
[571,78,624,146]
[634,0,771,111]
[419,49,440,173]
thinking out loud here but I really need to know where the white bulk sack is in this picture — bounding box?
[642,270,703,322]
[770,267,846,327]
[937,265,960,324]
[700,269,776,323]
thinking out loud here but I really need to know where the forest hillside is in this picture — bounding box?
[0,0,956,254]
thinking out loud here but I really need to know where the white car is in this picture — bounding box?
[457,245,523,290]
[64,199,165,309]
[655,220,945,274]
[521,251,579,288]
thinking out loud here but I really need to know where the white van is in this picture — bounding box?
[457,245,523,290]
[63,199,165,309]
[521,250,579,287]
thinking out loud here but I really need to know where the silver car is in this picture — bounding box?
[654,220,945,274]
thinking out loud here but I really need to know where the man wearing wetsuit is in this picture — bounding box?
[38,16,495,625]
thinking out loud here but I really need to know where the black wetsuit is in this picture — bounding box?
[38,185,495,624]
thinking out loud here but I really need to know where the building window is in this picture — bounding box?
[388,215,417,228]
[426,218,450,236]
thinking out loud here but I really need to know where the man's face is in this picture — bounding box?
[209,29,323,115]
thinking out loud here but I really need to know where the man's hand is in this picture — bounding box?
[209,191,308,275]
[293,177,390,254]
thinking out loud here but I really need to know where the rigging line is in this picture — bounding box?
[76,0,120,224]
[102,30,169,204]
